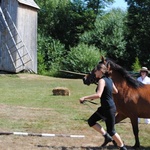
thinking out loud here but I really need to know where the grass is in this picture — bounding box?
[0,73,94,131]
[0,73,149,149]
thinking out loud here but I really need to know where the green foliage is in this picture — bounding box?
[35,0,115,50]
[35,0,131,76]
[80,8,127,63]
[37,34,65,76]
[126,0,150,67]
[61,43,106,74]
[85,0,114,15]
[36,0,97,49]
[37,50,47,75]
[131,57,141,72]
[35,0,150,75]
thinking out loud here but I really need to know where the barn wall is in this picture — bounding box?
[0,0,18,29]
[17,4,37,73]
[0,0,38,73]
[0,0,18,72]
[0,31,2,69]
[0,1,1,67]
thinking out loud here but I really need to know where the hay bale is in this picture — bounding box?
[52,87,70,96]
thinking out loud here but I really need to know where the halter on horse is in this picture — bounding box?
[83,56,150,149]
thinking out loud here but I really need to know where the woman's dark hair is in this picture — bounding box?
[95,63,111,77]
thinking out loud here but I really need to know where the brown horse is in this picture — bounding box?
[83,57,150,149]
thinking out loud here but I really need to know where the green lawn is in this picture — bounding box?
[0,73,149,149]
[0,73,95,131]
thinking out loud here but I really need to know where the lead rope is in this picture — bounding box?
[83,100,106,121]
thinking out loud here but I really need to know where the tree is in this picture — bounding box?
[61,43,106,74]
[132,57,141,72]
[51,0,97,49]
[35,0,96,50]
[37,34,65,76]
[125,0,150,67]
[35,0,115,50]
[84,0,114,15]
[35,0,61,34]
[80,8,127,65]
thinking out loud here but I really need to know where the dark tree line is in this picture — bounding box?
[125,0,150,67]
[35,0,150,76]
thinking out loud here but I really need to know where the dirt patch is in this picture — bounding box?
[0,133,124,150]
[0,104,149,150]
[0,104,118,150]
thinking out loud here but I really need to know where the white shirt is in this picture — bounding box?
[137,75,150,124]
[137,76,150,84]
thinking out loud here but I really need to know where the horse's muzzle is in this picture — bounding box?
[83,76,91,85]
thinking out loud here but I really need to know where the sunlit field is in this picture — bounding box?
[0,73,149,150]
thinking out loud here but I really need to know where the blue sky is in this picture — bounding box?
[106,0,128,10]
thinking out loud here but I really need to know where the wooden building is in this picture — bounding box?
[0,0,39,73]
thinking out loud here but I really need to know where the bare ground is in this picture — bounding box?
[0,104,105,150]
[0,104,149,150]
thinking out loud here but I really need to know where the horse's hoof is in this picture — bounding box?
[132,145,140,149]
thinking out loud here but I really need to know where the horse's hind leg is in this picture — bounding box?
[115,114,140,148]
[130,117,140,149]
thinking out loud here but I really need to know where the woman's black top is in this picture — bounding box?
[100,76,116,109]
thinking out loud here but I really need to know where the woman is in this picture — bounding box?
[137,67,150,124]
[79,63,127,150]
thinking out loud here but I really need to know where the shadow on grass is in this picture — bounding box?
[37,144,150,150]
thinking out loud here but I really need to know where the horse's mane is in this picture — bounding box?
[106,59,144,88]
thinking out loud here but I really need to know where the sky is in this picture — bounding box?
[106,0,128,10]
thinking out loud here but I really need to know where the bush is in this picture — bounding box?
[132,57,141,72]
[37,34,65,76]
[61,43,105,76]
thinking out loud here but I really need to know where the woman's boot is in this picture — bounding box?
[120,146,127,150]
[101,133,112,147]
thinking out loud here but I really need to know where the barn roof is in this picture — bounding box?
[18,0,40,9]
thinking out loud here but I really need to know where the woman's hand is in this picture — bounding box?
[79,97,85,104]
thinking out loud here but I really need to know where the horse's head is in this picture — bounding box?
[83,56,108,85]
[83,68,98,85]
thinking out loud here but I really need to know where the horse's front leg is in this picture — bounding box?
[115,113,127,123]
[130,117,140,149]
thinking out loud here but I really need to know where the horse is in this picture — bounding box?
[83,57,150,149]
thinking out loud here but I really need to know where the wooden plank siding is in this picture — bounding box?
[0,0,39,73]
[0,0,18,72]
[17,4,38,73]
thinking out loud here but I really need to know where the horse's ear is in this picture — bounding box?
[107,62,110,70]
[101,56,106,64]
[107,62,112,76]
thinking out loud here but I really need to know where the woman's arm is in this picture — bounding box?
[79,79,105,103]
[112,83,118,94]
